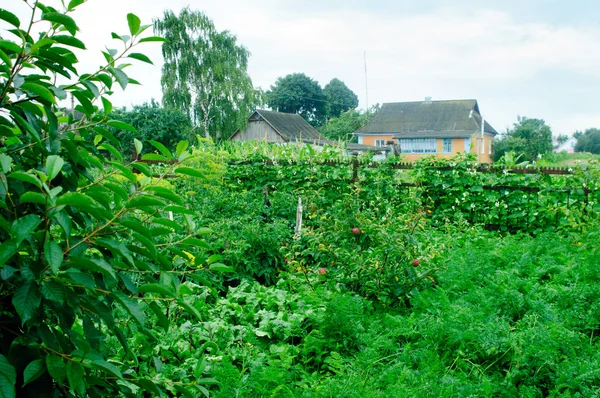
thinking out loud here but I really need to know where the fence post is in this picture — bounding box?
[352,151,359,184]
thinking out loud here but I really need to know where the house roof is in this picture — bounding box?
[354,99,498,137]
[250,109,324,141]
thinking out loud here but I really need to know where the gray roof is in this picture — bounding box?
[252,110,324,141]
[354,99,497,137]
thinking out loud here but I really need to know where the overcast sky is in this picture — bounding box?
[8,0,600,135]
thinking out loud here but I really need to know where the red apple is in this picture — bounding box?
[351,227,361,235]
[412,259,420,267]
[318,268,327,275]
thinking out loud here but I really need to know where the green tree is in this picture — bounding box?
[575,128,600,153]
[320,108,376,142]
[154,8,260,139]
[555,134,570,147]
[0,4,217,396]
[323,78,359,119]
[266,73,327,126]
[493,116,553,162]
[110,99,194,159]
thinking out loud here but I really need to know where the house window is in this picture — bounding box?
[442,138,452,153]
[375,139,385,147]
[464,137,471,152]
[398,138,437,154]
[488,139,492,155]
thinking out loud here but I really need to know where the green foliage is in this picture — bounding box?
[154,7,261,139]
[493,116,553,162]
[267,73,327,127]
[0,3,224,396]
[575,127,600,154]
[109,99,194,159]
[320,108,376,142]
[323,78,359,119]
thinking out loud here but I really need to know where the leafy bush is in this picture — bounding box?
[0,4,221,396]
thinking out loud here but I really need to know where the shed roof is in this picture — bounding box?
[251,109,324,141]
[355,100,497,136]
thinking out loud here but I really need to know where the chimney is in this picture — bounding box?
[424,96,432,104]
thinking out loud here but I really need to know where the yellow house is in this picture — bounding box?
[354,99,497,163]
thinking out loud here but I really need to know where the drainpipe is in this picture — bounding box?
[480,116,485,163]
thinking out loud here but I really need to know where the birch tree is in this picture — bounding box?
[154,8,260,139]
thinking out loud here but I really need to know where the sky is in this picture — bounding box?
[7,0,600,135]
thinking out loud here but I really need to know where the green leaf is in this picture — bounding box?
[138,36,167,43]
[50,35,86,49]
[8,171,42,188]
[12,281,41,324]
[133,138,143,157]
[46,155,64,181]
[174,167,205,179]
[131,162,152,177]
[20,82,55,104]
[138,283,176,297]
[44,240,63,274]
[45,355,66,384]
[67,256,117,279]
[141,154,169,162]
[209,263,234,273]
[20,192,46,205]
[0,40,21,54]
[41,12,79,35]
[22,359,45,387]
[29,38,55,53]
[177,299,202,321]
[148,302,169,332]
[148,140,173,159]
[0,154,12,173]
[107,119,136,132]
[66,361,84,395]
[67,0,85,11]
[107,66,128,90]
[70,90,94,115]
[95,238,134,266]
[128,53,153,64]
[144,186,183,205]
[126,195,165,209]
[0,354,15,398]
[131,233,157,259]
[56,192,95,208]
[88,359,122,380]
[98,142,123,162]
[0,9,20,28]
[175,140,189,158]
[0,49,11,69]
[126,13,141,36]
[41,281,65,304]
[133,379,163,397]
[101,96,112,114]
[0,240,19,267]
[104,182,128,201]
[11,214,41,245]
[0,355,16,386]
[112,292,146,326]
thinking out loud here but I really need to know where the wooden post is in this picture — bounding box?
[294,197,303,239]
[352,151,359,184]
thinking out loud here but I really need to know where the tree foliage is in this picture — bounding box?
[319,107,377,142]
[575,128,600,154]
[266,73,327,126]
[0,3,219,396]
[154,8,261,139]
[110,99,194,159]
[323,78,359,119]
[493,116,553,162]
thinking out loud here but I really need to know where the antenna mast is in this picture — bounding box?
[364,50,369,111]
